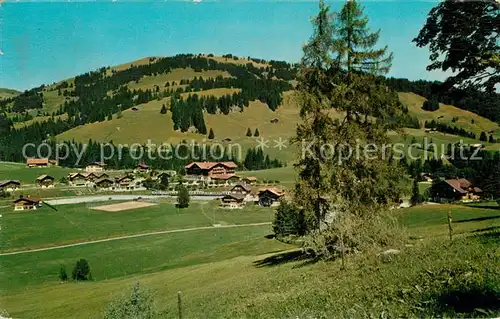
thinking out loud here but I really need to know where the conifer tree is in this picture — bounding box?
[208,128,215,139]
[160,104,167,114]
[253,128,260,137]
[246,128,252,137]
[294,0,407,255]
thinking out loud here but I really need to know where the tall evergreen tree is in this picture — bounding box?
[246,128,252,137]
[208,128,215,139]
[294,0,407,255]
[253,128,260,137]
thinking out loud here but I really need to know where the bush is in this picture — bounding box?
[59,264,68,281]
[72,259,91,281]
[103,282,155,319]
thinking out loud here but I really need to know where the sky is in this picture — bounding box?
[0,1,447,90]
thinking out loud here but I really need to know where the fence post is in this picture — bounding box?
[447,210,453,241]
[177,291,182,319]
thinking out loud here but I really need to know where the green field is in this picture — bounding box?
[0,162,74,185]
[1,201,499,318]
[0,200,274,252]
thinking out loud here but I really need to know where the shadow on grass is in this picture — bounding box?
[253,249,320,268]
[455,215,500,223]
[472,229,500,245]
[431,286,500,316]
[463,205,500,211]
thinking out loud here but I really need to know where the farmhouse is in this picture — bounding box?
[258,187,284,207]
[155,171,173,181]
[26,158,49,168]
[68,173,87,186]
[84,172,100,182]
[231,183,252,195]
[85,162,106,173]
[185,161,237,179]
[219,194,246,209]
[115,175,135,189]
[95,177,114,189]
[13,196,41,211]
[211,174,240,185]
[431,178,483,203]
[242,176,257,185]
[35,175,55,188]
[0,180,21,191]
[135,163,151,173]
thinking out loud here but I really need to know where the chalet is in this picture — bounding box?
[68,173,87,186]
[211,174,240,185]
[231,183,252,195]
[185,162,237,178]
[35,175,55,188]
[115,175,135,189]
[431,178,483,203]
[0,180,20,191]
[26,158,49,168]
[95,173,110,179]
[13,196,41,211]
[84,172,100,182]
[135,163,151,172]
[85,162,106,173]
[258,187,284,207]
[242,176,257,185]
[94,177,114,189]
[156,171,173,181]
[219,194,246,209]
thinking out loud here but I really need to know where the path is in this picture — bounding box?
[0,222,271,256]
[45,194,221,205]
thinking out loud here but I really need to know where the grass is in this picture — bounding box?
[1,204,498,318]
[0,200,274,252]
[0,88,20,100]
[399,92,500,139]
[0,162,74,184]
[239,166,297,189]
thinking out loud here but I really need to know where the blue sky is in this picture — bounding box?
[0,1,446,90]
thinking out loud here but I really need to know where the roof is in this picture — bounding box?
[232,183,252,192]
[185,161,238,170]
[116,175,134,182]
[36,175,54,181]
[88,161,106,167]
[26,158,49,165]
[69,172,86,179]
[443,178,482,194]
[95,177,114,184]
[243,176,257,182]
[136,163,150,169]
[222,193,246,200]
[0,180,20,187]
[258,187,284,197]
[211,174,239,180]
[14,196,40,204]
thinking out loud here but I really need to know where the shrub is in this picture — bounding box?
[103,282,154,319]
[160,104,167,114]
[72,259,91,281]
[422,98,440,111]
[59,264,68,281]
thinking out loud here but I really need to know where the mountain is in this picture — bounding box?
[0,88,20,100]
[0,54,499,165]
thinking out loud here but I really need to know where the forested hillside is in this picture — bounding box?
[0,53,498,170]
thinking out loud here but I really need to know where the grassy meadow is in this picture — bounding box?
[0,200,274,253]
[0,162,74,184]
[0,201,499,318]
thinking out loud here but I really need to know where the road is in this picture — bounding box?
[45,194,221,205]
[0,222,271,256]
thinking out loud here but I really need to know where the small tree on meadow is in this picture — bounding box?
[72,259,91,281]
[208,128,215,139]
[176,184,190,208]
[59,264,68,281]
[103,282,155,319]
[246,128,252,137]
[160,104,167,114]
[480,131,487,142]
[410,178,423,206]
[254,128,260,137]
[273,199,306,239]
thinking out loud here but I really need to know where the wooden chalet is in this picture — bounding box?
[219,194,246,209]
[230,183,252,195]
[95,177,114,189]
[0,180,21,191]
[185,161,237,178]
[115,175,135,189]
[13,196,41,211]
[85,162,106,173]
[258,187,284,207]
[35,175,55,188]
[135,163,151,172]
[26,158,49,168]
[432,178,483,202]
[68,173,87,186]
[241,176,257,185]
